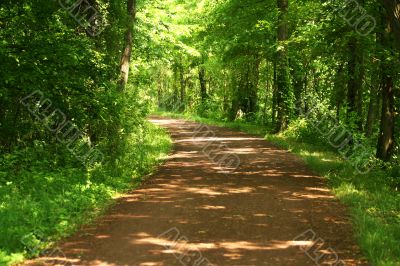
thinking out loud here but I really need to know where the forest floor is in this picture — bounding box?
[23,117,368,266]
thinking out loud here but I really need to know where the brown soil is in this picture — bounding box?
[24,117,369,266]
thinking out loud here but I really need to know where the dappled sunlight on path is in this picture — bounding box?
[24,117,367,266]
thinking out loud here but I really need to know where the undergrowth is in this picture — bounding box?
[0,122,171,266]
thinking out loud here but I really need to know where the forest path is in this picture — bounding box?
[25,117,367,266]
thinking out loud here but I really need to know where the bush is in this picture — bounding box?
[0,120,171,265]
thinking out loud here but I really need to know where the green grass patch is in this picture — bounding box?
[155,111,400,266]
[0,121,172,266]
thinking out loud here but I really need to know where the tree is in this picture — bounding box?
[376,6,396,161]
[118,0,136,90]
[380,0,400,49]
[199,65,208,103]
[275,0,291,132]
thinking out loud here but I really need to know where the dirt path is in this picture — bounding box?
[25,117,368,266]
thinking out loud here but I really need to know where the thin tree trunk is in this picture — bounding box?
[356,40,365,130]
[303,69,309,114]
[272,58,278,125]
[172,65,179,110]
[199,66,207,104]
[246,56,260,119]
[347,35,364,130]
[179,65,185,111]
[223,70,229,113]
[276,0,290,132]
[263,61,270,124]
[118,0,136,90]
[229,70,240,121]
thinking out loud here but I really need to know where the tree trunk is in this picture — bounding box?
[118,0,136,90]
[263,61,270,124]
[275,0,290,132]
[380,0,400,49]
[172,65,179,110]
[199,66,207,104]
[272,58,278,125]
[179,65,185,111]
[377,75,395,161]
[303,69,309,114]
[229,70,240,121]
[346,35,364,130]
[356,41,365,130]
[376,7,396,161]
[244,57,260,119]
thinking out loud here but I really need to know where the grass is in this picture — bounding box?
[0,121,172,266]
[155,111,400,266]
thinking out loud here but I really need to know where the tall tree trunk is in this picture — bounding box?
[377,75,395,160]
[263,61,271,124]
[356,41,365,130]
[376,7,396,161]
[272,58,278,125]
[244,57,260,119]
[303,69,309,114]
[229,70,240,121]
[199,66,207,104]
[223,71,229,114]
[172,65,179,110]
[179,65,185,111]
[237,67,249,114]
[276,0,290,132]
[118,0,136,90]
[347,37,357,115]
[347,35,364,130]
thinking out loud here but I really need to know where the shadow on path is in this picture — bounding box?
[24,117,368,266]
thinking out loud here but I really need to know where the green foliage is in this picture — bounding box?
[0,1,173,264]
[1,0,399,265]
[0,121,171,265]
[145,0,398,164]
[0,0,128,151]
